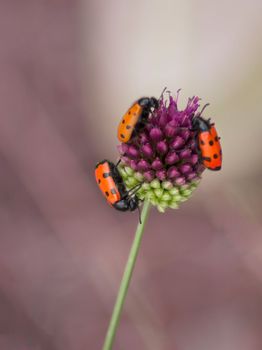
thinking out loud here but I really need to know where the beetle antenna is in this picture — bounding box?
[198,103,210,117]
[124,183,143,198]
[116,158,121,167]
[131,183,143,196]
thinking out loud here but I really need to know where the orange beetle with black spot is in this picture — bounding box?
[95,160,140,211]
[117,97,158,143]
[192,104,222,171]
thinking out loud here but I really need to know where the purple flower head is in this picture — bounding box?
[118,90,205,186]
[117,90,208,212]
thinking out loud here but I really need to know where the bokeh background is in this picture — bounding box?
[0,0,262,349]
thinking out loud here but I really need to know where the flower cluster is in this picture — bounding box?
[118,91,205,212]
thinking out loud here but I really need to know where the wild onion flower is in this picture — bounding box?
[101,90,218,350]
[117,91,205,212]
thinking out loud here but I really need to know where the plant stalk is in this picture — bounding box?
[102,199,151,350]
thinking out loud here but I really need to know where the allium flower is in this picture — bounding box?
[117,91,205,212]
[100,90,223,350]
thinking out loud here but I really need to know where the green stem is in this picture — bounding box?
[102,199,151,350]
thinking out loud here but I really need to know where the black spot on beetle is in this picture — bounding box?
[213,154,218,159]
[122,119,125,124]
[105,191,109,197]
[200,140,205,145]
[120,134,125,139]
[209,140,214,146]
[98,179,101,184]
[126,125,131,130]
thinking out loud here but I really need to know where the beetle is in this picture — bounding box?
[95,159,141,212]
[117,97,158,143]
[192,104,222,171]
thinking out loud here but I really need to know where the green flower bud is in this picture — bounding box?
[162,181,173,190]
[154,188,164,198]
[150,179,161,189]
[134,172,144,182]
[125,167,134,176]
[118,165,201,213]
[162,191,172,201]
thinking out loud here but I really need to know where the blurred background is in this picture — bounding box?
[0,0,262,349]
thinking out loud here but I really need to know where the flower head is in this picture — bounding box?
[118,91,206,212]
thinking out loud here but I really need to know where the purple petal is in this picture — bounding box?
[164,122,177,138]
[175,177,186,186]
[156,169,167,181]
[170,136,185,150]
[172,111,183,124]
[130,160,138,171]
[127,145,139,158]
[167,166,180,179]
[149,127,163,141]
[187,172,198,181]
[165,151,179,165]
[137,159,150,172]
[158,112,168,127]
[156,140,168,155]
[190,154,199,165]
[167,96,178,116]
[179,163,192,175]
[139,132,149,144]
[151,158,163,170]
[144,170,155,182]
[121,156,130,166]
[181,117,191,127]
[187,138,198,151]
[179,149,192,159]
[117,143,128,155]
[180,129,191,142]
[185,96,200,115]
[141,143,154,158]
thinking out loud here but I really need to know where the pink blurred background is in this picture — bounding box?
[0,0,262,349]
